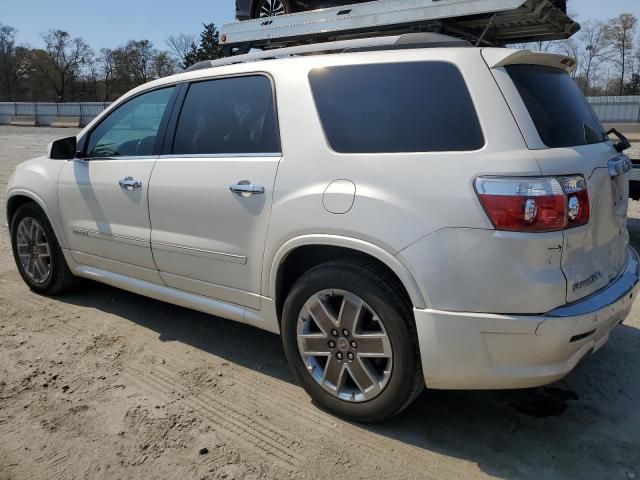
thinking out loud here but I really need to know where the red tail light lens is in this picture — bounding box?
[475,176,589,232]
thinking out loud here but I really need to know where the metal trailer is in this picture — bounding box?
[219,0,579,54]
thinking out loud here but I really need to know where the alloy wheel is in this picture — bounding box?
[15,217,52,284]
[297,289,393,402]
[259,0,287,17]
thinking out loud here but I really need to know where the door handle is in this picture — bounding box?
[230,182,265,196]
[119,177,143,191]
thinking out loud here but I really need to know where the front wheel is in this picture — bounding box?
[10,202,75,295]
[281,259,424,422]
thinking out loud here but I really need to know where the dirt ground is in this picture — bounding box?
[0,125,639,480]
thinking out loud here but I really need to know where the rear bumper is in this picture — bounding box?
[414,247,639,390]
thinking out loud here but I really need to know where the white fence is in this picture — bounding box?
[587,96,640,124]
[0,102,111,127]
[0,96,639,127]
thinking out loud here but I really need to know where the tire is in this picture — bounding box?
[254,0,292,18]
[10,202,75,295]
[281,258,424,422]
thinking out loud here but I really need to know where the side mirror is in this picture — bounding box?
[47,136,77,160]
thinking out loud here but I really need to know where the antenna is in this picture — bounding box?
[475,13,497,47]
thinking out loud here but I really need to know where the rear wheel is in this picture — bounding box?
[10,202,74,295]
[281,259,423,422]
[254,0,292,18]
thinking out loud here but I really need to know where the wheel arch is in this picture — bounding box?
[6,190,66,248]
[268,235,427,321]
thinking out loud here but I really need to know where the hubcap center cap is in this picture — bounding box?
[336,337,349,352]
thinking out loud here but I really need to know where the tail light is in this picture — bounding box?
[561,175,590,226]
[474,176,589,232]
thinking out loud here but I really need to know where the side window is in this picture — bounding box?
[308,62,484,153]
[85,87,175,158]
[172,75,280,155]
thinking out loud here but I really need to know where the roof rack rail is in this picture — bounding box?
[185,32,469,72]
[220,0,579,55]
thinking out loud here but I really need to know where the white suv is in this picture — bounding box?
[6,34,638,422]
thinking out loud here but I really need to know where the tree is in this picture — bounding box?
[166,33,196,69]
[111,40,178,93]
[577,20,606,96]
[38,30,93,101]
[0,24,32,101]
[626,74,640,95]
[153,51,178,78]
[557,37,580,79]
[116,39,156,85]
[97,48,117,101]
[603,13,638,95]
[184,23,223,68]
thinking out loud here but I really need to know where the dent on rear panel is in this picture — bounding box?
[398,227,567,314]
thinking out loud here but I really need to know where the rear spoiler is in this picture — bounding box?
[482,48,578,73]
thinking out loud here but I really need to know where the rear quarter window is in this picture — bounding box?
[308,62,484,154]
[505,64,605,148]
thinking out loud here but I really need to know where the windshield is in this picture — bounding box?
[506,65,606,148]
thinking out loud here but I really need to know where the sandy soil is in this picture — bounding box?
[0,126,639,480]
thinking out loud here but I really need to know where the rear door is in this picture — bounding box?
[148,75,281,309]
[489,55,630,302]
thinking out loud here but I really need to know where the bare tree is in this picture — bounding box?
[116,40,155,85]
[38,30,93,101]
[97,48,117,101]
[79,60,100,101]
[576,20,606,95]
[531,40,557,53]
[166,33,196,69]
[152,51,179,78]
[628,41,640,94]
[557,37,580,79]
[0,24,32,101]
[603,13,638,95]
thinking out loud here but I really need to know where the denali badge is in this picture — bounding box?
[573,271,603,292]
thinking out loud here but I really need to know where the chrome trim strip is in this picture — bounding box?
[152,241,247,265]
[79,155,158,162]
[157,153,281,160]
[548,247,640,318]
[70,227,148,245]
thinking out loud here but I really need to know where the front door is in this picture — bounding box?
[58,86,176,282]
[148,75,281,309]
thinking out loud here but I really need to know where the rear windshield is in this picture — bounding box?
[506,65,605,148]
[308,62,484,153]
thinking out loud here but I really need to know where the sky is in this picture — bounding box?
[2,0,640,52]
